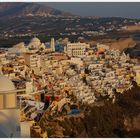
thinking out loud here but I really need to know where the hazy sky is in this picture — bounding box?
[45,2,140,18]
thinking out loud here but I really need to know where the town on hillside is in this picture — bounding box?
[0,36,140,137]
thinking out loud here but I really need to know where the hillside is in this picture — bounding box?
[0,3,73,18]
[102,37,136,52]
[122,24,140,32]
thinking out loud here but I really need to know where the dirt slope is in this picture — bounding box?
[105,37,136,52]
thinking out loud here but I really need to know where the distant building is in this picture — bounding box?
[64,46,67,53]
[66,42,90,57]
[0,52,7,65]
[97,43,109,50]
[23,53,40,68]
[51,38,55,52]
[23,53,41,74]
[26,80,34,94]
[70,57,83,66]
[8,42,27,54]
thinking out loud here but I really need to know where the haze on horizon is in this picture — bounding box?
[45,2,140,19]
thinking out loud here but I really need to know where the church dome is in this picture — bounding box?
[28,37,41,50]
[30,37,41,46]
[0,76,15,92]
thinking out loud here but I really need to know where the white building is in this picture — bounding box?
[70,57,83,66]
[0,75,20,137]
[23,53,40,68]
[8,42,27,54]
[97,43,109,50]
[51,38,55,52]
[0,52,7,65]
[66,42,90,57]
[26,81,34,94]
[64,46,67,53]
[23,53,41,74]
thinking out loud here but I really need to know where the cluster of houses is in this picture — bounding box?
[1,37,140,102]
[0,37,140,137]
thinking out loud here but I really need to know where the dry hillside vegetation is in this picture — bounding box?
[104,37,136,52]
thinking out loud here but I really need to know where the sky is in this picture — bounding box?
[45,2,140,18]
